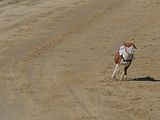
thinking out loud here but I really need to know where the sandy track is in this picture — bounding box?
[0,0,160,120]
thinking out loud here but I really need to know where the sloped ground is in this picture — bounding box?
[0,0,160,120]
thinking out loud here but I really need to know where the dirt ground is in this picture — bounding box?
[0,0,160,120]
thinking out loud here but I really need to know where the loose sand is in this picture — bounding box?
[0,0,160,120]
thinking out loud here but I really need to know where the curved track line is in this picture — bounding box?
[21,0,122,65]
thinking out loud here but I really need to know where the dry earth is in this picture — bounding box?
[0,0,160,120]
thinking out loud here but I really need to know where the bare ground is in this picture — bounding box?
[0,0,160,120]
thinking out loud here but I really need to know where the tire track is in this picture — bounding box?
[20,0,124,65]
[17,1,127,118]
[18,1,131,119]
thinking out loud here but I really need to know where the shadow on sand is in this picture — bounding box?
[128,76,160,82]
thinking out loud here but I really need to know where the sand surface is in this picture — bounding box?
[0,0,160,120]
